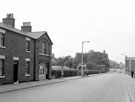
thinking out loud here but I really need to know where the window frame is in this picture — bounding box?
[39,63,45,75]
[41,41,47,54]
[0,59,4,77]
[0,32,5,48]
[25,37,30,52]
[25,58,30,76]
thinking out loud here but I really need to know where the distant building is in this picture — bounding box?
[126,57,135,72]
[0,14,53,85]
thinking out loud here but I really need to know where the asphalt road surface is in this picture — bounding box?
[0,73,130,102]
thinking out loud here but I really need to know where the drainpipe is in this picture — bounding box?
[33,39,37,81]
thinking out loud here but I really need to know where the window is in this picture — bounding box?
[26,40,30,51]
[26,37,30,52]
[41,42,47,54]
[129,60,132,69]
[39,63,45,75]
[0,59,4,76]
[25,61,30,75]
[0,33,5,47]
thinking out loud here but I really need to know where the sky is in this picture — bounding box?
[0,0,135,63]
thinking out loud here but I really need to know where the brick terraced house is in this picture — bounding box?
[0,14,53,85]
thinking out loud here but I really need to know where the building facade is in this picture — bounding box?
[0,14,53,85]
[126,57,135,73]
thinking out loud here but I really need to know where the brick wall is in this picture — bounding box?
[0,29,34,84]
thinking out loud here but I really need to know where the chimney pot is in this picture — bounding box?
[2,13,15,28]
[7,13,14,18]
[21,22,32,32]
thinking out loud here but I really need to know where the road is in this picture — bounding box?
[0,73,130,102]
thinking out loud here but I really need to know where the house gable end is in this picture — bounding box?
[38,32,53,45]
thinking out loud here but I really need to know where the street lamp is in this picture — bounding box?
[121,54,127,74]
[81,41,90,77]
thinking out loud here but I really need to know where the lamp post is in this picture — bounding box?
[81,41,90,77]
[121,54,127,75]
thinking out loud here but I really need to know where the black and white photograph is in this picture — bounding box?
[0,0,135,102]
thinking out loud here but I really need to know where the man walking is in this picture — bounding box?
[131,70,134,78]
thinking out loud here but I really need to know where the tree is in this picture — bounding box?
[52,50,110,73]
[87,51,110,72]
[74,50,110,72]
[86,62,97,70]
[65,56,74,70]
[57,56,69,77]
[74,53,88,68]
[109,60,119,68]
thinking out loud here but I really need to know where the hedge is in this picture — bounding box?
[51,70,78,78]
[51,69,103,78]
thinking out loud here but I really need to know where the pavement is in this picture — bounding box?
[0,74,100,94]
[123,74,135,102]
[0,76,80,94]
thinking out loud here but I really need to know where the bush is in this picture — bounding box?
[84,70,102,75]
[51,70,61,78]
[51,69,78,78]
[63,70,78,77]
[51,69,103,78]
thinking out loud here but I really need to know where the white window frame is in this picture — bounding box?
[13,57,19,60]
[26,37,30,41]
[0,29,6,34]
[25,58,30,61]
[0,55,5,59]
[39,53,50,56]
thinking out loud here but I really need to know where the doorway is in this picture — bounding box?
[46,63,49,79]
[13,60,18,83]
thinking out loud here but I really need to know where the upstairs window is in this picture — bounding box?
[41,42,47,54]
[0,33,5,47]
[26,38,30,52]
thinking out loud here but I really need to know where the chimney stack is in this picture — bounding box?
[21,22,32,32]
[2,13,15,28]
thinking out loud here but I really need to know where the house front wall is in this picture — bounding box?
[34,35,52,81]
[0,28,35,84]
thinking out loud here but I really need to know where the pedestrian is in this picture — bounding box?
[131,70,134,78]
[86,71,88,77]
[86,70,89,77]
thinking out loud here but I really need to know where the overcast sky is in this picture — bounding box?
[0,0,135,63]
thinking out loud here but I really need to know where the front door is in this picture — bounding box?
[46,63,49,79]
[13,60,18,83]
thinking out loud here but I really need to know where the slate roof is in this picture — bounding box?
[26,31,53,44]
[0,22,53,44]
[0,22,26,36]
[26,31,46,39]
